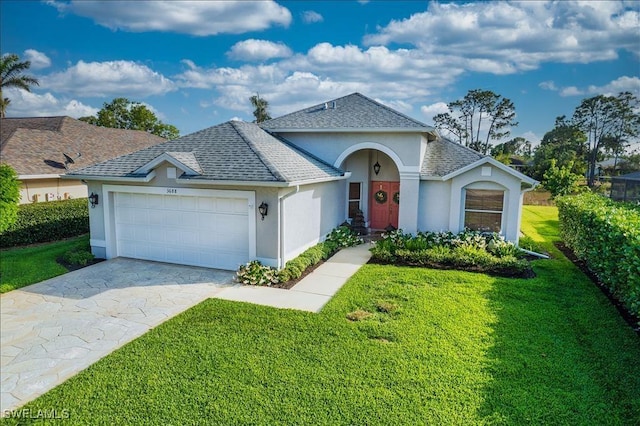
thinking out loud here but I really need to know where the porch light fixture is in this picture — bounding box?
[258,202,268,220]
[373,152,381,175]
[88,192,99,208]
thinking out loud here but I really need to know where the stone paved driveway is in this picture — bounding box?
[1,258,234,413]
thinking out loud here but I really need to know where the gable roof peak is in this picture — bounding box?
[261,92,434,132]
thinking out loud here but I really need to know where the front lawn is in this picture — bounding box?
[5,207,640,424]
[0,235,90,293]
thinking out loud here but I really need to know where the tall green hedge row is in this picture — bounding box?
[557,193,640,319]
[0,198,90,248]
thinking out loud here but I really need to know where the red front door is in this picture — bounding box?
[370,181,399,229]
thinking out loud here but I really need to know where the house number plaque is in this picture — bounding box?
[166,188,178,194]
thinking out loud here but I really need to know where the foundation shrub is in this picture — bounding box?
[236,226,363,287]
[370,229,531,277]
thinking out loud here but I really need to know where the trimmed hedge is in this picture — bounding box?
[0,198,90,248]
[557,193,640,319]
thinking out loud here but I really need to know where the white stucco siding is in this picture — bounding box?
[85,164,279,264]
[280,132,423,170]
[449,165,524,242]
[281,180,345,265]
[418,180,452,232]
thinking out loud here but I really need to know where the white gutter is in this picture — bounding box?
[61,171,157,183]
[177,174,349,188]
[19,174,62,180]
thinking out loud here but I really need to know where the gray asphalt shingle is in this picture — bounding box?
[420,138,485,178]
[261,92,433,131]
[67,121,344,183]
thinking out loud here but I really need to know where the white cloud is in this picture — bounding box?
[49,0,291,36]
[23,49,51,69]
[364,1,640,74]
[302,11,323,24]
[42,60,176,97]
[539,81,558,91]
[420,102,449,124]
[3,88,99,118]
[559,76,640,97]
[519,131,541,146]
[227,39,293,61]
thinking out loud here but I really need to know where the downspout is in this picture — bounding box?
[278,185,300,269]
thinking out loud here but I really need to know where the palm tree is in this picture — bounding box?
[250,93,271,123]
[0,53,39,118]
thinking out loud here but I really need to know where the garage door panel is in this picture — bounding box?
[114,192,251,270]
[148,210,164,225]
[147,194,164,209]
[180,196,197,210]
[198,213,218,230]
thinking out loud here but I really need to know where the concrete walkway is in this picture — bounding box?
[1,243,372,414]
[217,243,372,312]
[1,259,234,413]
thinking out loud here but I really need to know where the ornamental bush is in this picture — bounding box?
[557,193,640,319]
[0,198,90,248]
[0,164,21,233]
[236,225,363,286]
[369,229,531,277]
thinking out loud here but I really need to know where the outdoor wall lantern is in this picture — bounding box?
[373,152,381,175]
[373,161,381,175]
[89,192,99,208]
[258,202,269,220]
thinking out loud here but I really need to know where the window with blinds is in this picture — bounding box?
[464,189,504,232]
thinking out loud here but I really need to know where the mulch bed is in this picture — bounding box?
[56,257,104,272]
[555,242,640,335]
[367,256,537,279]
[270,250,340,290]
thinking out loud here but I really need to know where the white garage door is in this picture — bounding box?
[114,192,251,270]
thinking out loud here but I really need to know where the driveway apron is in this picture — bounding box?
[1,258,234,413]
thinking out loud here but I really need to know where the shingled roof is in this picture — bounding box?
[0,117,166,176]
[67,121,344,184]
[261,92,434,132]
[420,137,486,178]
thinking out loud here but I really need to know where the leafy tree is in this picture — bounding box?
[572,92,640,187]
[250,93,271,123]
[542,159,583,198]
[79,98,179,139]
[531,116,588,181]
[491,137,532,158]
[491,137,532,168]
[434,89,517,154]
[0,53,39,118]
[0,164,21,233]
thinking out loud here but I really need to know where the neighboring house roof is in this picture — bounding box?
[421,137,486,178]
[0,116,166,177]
[612,171,640,181]
[67,120,344,185]
[261,92,435,132]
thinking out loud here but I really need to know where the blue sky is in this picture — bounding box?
[2,1,639,149]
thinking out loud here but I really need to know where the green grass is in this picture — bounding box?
[4,208,640,425]
[0,235,90,293]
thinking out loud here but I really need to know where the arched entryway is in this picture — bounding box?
[336,144,402,231]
